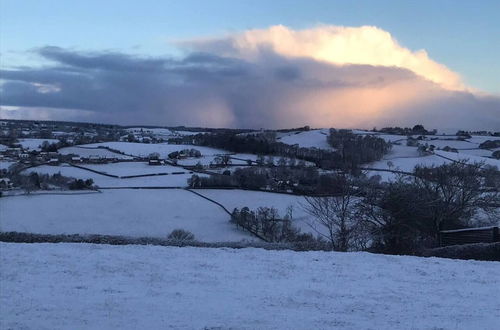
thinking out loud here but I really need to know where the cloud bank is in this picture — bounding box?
[1,25,499,130]
[184,25,465,91]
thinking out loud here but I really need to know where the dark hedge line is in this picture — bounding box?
[421,242,500,261]
[0,232,331,252]
[4,232,498,261]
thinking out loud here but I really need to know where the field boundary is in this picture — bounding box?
[0,231,326,251]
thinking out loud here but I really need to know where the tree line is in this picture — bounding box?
[193,129,391,171]
[226,162,499,255]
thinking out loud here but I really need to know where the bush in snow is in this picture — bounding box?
[422,242,500,261]
[168,229,195,242]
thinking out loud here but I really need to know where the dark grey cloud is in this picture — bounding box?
[1,46,499,130]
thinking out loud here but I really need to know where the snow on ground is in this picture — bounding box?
[366,147,499,181]
[82,162,182,176]
[58,146,133,159]
[375,134,408,143]
[2,243,499,330]
[22,164,197,187]
[83,142,227,158]
[126,127,202,136]
[174,130,204,135]
[457,148,498,158]
[0,161,14,170]
[126,127,175,135]
[176,154,254,166]
[435,150,500,168]
[0,189,251,242]
[0,144,8,152]
[365,155,450,181]
[277,129,332,149]
[425,139,477,149]
[193,189,319,235]
[467,135,500,144]
[382,144,420,159]
[18,138,59,150]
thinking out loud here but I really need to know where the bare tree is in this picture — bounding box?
[412,162,500,234]
[301,174,360,251]
[356,162,500,253]
[214,154,231,167]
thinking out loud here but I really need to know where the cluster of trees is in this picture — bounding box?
[327,129,392,170]
[68,178,94,190]
[479,140,500,149]
[167,229,195,242]
[194,132,277,155]
[6,172,91,192]
[188,165,326,193]
[231,206,318,244]
[168,148,202,159]
[3,163,96,192]
[301,163,499,254]
[222,163,498,254]
[457,130,500,137]
[376,124,436,135]
[194,130,391,171]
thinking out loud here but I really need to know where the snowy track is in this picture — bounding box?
[1,243,499,330]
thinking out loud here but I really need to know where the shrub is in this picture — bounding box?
[69,178,94,190]
[479,140,500,149]
[168,229,195,242]
[421,242,500,261]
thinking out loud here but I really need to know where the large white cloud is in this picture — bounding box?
[184,25,465,91]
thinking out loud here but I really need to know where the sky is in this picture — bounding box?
[1,0,499,130]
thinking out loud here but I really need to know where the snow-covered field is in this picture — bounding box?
[0,189,251,242]
[195,189,303,215]
[467,135,500,144]
[126,127,202,137]
[425,139,476,149]
[82,162,183,176]
[18,138,59,150]
[0,161,14,170]
[1,243,499,330]
[277,129,332,149]
[365,155,450,181]
[83,142,226,158]
[364,138,499,181]
[458,148,498,158]
[193,189,318,235]
[58,146,133,159]
[176,153,257,166]
[435,150,500,168]
[22,164,197,187]
[382,144,421,159]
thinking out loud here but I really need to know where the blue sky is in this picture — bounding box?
[1,0,499,93]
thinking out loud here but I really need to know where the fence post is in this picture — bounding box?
[493,227,499,242]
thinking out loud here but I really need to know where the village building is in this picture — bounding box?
[148,159,162,165]
[0,178,13,190]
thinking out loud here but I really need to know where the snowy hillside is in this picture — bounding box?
[0,190,252,242]
[2,243,499,330]
[83,142,225,158]
[193,189,316,234]
[58,146,133,159]
[18,138,59,150]
[22,163,199,188]
[277,129,332,149]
